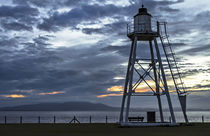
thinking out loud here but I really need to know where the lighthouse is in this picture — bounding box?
[119,5,188,126]
[134,5,152,33]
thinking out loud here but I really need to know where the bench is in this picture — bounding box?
[128,116,144,122]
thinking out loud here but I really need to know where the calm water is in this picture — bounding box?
[0,111,209,124]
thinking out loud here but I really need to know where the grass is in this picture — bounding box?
[0,123,210,136]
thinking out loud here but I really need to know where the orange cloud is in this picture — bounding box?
[3,94,25,98]
[107,85,153,93]
[97,93,122,98]
[135,88,152,93]
[39,91,65,95]
[98,85,154,98]
[107,86,123,92]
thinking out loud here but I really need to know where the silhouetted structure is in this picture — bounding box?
[119,5,188,126]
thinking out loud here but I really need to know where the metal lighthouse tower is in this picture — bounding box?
[119,5,188,126]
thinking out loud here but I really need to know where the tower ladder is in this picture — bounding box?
[159,22,189,123]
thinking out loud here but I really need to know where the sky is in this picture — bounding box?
[0,0,210,110]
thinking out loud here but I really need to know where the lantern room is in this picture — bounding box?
[134,5,152,33]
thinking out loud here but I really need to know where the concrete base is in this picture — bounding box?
[120,122,179,127]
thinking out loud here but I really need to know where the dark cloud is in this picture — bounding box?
[159,7,179,12]
[82,28,103,35]
[0,5,39,21]
[0,5,39,33]
[194,11,210,31]
[2,22,33,31]
[179,44,210,56]
[168,10,210,36]
[37,0,185,32]
[81,17,129,39]
[0,36,19,48]
[0,34,126,103]
[13,0,88,8]
[38,4,122,31]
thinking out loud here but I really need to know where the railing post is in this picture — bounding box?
[202,115,204,123]
[89,116,92,124]
[20,116,22,124]
[54,116,56,124]
[106,116,108,124]
[5,116,7,124]
[38,116,40,124]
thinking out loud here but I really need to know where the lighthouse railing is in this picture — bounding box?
[127,20,158,35]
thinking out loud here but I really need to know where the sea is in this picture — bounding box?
[0,111,209,124]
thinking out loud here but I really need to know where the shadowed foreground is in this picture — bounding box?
[0,123,210,136]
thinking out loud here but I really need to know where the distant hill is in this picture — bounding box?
[0,101,208,111]
[0,102,119,111]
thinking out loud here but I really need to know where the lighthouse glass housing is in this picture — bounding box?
[134,6,152,33]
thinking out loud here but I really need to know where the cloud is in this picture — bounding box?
[97,93,122,98]
[159,7,179,12]
[179,44,210,56]
[2,22,33,31]
[0,5,39,22]
[0,5,39,33]
[107,86,123,92]
[194,11,210,31]
[0,34,126,102]
[38,4,122,31]
[101,43,151,58]
[3,94,26,98]
[12,0,85,8]
[37,0,185,32]
[39,91,65,95]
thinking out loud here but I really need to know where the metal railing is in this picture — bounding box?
[0,115,210,124]
[127,20,159,35]
[0,115,118,124]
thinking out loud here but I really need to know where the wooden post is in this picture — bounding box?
[54,116,56,124]
[202,115,204,123]
[38,116,40,124]
[89,116,92,124]
[169,116,171,123]
[106,116,108,124]
[20,116,22,124]
[5,116,7,124]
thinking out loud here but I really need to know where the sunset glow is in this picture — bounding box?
[3,94,26,98]
[107,86,123,92]
[39,91,65,96]
[97,93,122,98]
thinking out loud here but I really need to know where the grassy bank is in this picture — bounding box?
[0,123,210,136]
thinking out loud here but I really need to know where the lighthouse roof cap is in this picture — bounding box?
[134,5,152,17]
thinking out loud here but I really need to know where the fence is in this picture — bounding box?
[0,115,113,124]
[0,115,209,124]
